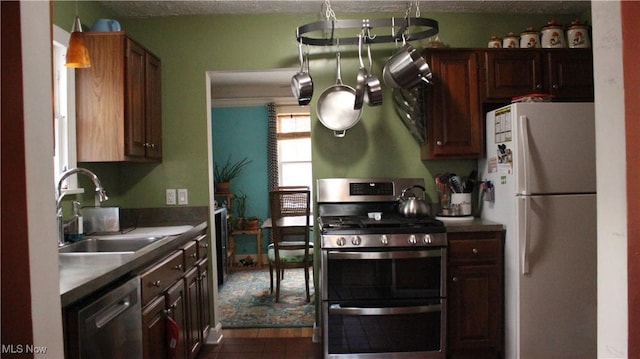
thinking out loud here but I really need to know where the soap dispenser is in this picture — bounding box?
[66,201,84,242]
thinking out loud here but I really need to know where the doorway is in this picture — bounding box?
[205,69,319,341]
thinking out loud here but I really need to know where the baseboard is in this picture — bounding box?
[206,322,224,344]
[312,322,322,343]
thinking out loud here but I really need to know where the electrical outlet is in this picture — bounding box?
[166,189,177,205]
[178,188,188,205]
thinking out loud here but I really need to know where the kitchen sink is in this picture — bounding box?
[59,237,164,254]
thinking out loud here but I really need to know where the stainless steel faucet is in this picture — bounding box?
[56,168,108,246]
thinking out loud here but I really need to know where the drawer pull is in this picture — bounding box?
[472,248,479,254]
[200,243,209,249]
[173,264,183,270]
[150,280,161,288]
[452,277,458,282]
[190,253,198,258]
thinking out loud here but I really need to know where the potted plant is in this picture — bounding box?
[214,155,252,193]
[244,216,260,230]
[233,193,247,230]
[232,193,260,230]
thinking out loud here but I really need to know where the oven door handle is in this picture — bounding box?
[327,250,441,260]
[329,303,442,316]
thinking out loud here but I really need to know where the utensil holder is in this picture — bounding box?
[450,193,472,216]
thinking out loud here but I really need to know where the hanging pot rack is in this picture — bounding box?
[296,17,439,46]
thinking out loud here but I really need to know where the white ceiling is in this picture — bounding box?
[100,1,590,17]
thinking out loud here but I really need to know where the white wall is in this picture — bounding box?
[592,2,628,357]
[21,1,65,357]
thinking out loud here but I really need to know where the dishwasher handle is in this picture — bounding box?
[94,296,132,329]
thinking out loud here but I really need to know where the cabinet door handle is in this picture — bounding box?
[472,248,479,254]
[536,84,542,89]
[436,140,443,146]
[552,84,559,90]
[452,277,459,282]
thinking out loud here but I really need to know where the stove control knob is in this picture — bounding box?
[336,237,346,247]
[351,236,362,246]
[380,235,389,246]
[423,234,433,244]
[408,234,417,245]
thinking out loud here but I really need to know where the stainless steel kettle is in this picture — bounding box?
[398,185,431,218]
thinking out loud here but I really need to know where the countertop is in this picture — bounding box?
[59,221,207,307]
[443,218,504,233]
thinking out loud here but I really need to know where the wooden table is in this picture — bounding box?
[262,215,314,248]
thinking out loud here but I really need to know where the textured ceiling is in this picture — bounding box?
[100,1,591,18]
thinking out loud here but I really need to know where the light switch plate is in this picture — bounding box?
[166,189,177,205]
[178,188,188,205]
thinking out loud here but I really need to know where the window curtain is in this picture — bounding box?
[267,103,279,191]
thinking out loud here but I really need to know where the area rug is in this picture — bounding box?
[218,268,315,328]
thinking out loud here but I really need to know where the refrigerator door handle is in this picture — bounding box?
[518,115,530,195]
[520,196,531,275]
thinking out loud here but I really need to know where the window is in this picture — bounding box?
[276,109,312,192]
[52,25,79,192]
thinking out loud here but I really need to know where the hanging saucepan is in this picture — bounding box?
[354,34,367,110]
[383,43,432,89]
[392,89,425,143]
[393,87,416,114]
[291,42,313,106]
[364,41,383,106]
[316,52,363,137]
[397,185,431,218]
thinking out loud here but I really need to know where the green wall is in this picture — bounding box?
[52,1,590,209]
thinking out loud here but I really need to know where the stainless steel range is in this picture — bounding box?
[318,178,447,359]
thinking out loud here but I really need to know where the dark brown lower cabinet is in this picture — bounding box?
[166,279,188,359]
[197,259,211,343]
[142,296,167,359]
[185,266,201,359]
[140,233,211,359]
[447,231,504,359]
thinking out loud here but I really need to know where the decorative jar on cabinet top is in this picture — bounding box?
[541,19,566,48]
[567,19,591,48]
[502,33,519,48]
[520,27,540,48]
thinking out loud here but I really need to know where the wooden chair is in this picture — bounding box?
[267,188,313,302]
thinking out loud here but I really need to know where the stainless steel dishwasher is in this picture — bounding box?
[65,276,142,359]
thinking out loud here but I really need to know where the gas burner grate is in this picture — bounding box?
[319,214,445,231]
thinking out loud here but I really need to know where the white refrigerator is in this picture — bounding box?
[478,103,597,359]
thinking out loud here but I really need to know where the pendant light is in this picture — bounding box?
[64,1,91,68]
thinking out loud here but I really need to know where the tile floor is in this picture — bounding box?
[196,328,322,359]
